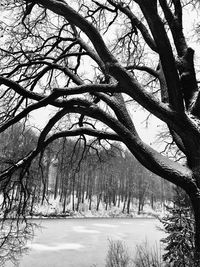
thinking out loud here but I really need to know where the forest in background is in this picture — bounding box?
[0,123,174,217]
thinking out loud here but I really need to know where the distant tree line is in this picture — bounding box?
[0,123,174,217]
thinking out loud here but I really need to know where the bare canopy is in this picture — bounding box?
[1,0,200,261]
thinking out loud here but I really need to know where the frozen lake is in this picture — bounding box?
[6,218,165,267]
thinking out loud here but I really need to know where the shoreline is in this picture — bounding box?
[27,210,161,220]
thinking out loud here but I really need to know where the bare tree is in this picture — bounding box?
[1,0,200,262]
[0,220,35,266]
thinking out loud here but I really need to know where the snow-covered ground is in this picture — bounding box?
[31,195,170,219]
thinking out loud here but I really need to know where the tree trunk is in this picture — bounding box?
[117,194,121,208]
[62,190,67,214]
[54,172,59,200]
[89,194,92,211]
[127,197,131,214]
[30,186,37,215]
[81,173,86,204]
[105,196,108,211]
[96,193,101,211]
[41,182,46,205]
[72,178,75,211]
[122,196,127,213]
[127,191,131,214]
[151,194,154,210]
[76,196,80,212]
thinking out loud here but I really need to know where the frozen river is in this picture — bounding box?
[6,218,165,267]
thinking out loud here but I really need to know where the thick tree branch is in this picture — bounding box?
[108,62,200,158]
[159,0,187,56]
[0,76,44,102]
[135,0,184,112]
[53,84,119,96]
[126,65,159,78]
[108,64,185,130]
[92,92,139,134]
[2,69,200,157]
[45,127,121,145]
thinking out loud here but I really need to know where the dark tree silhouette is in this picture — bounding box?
[1,0,200,262]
